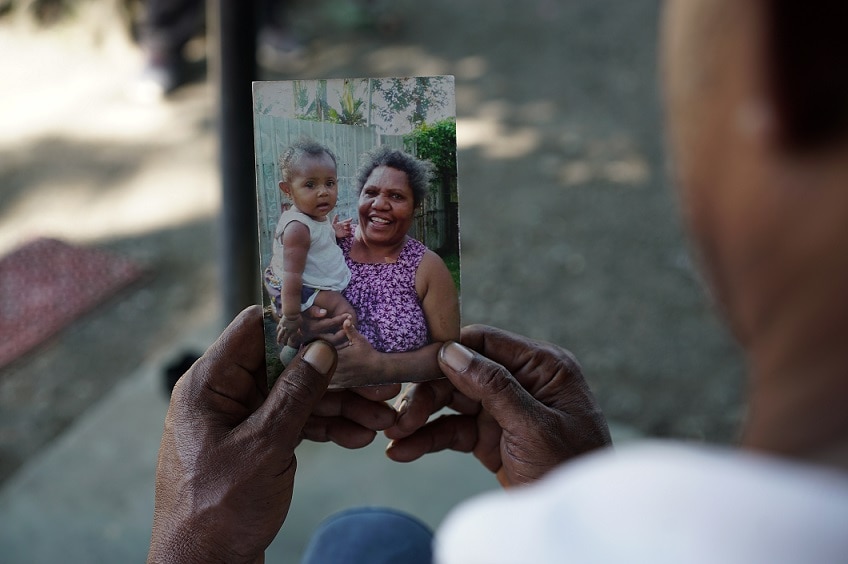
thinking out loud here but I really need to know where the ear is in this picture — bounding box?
[279,181,292,198]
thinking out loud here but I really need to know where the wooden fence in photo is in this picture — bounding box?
[254,116,455,268]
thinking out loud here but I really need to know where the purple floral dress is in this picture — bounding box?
[339,235,430,353]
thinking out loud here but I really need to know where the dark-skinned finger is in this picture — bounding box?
[385,414,478,462]
[312,389,398,431]
[439,341,543,433]
[302,311,348,342]
[212,305,267,374]
[351,383,403,401]
[472,410,505,475]
[459,324,533,363]
[460,325,582,393]
[385,379,455,439]
[303,305,328,319]
[460,323,570,379]
[248,340,337,451]
[302,416,378,449]
[177,305,268,422]
[459,324,550,385]
[461,326,612,453]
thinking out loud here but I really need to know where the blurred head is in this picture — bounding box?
[355,146,433,208]
[661,0,848,349]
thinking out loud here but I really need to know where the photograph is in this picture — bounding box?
[253,76,460,388]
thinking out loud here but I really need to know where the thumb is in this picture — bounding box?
[438,341,539,428]
[341,315,361,344]
[253,340,338,449]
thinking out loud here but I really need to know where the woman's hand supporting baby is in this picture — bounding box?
[300,306,350,346]
[384,324,612,487]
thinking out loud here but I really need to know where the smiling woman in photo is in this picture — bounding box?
[316,146,460,387]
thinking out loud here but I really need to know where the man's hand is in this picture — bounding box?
[385,325,612,488]
[148,306,398,563]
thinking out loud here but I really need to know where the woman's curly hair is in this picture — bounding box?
[355,146,434,207]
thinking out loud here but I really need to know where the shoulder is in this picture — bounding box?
[417,248,450,277]
[415,249,458,330]
[280,210,313,230]
[281,218,311,246]
[281,209,314,224]
[401,238,437,269]
[414,248,454,296]
[436,442,848,563]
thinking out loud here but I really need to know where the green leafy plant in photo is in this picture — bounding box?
[404,118,457,179]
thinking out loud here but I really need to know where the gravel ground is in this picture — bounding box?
[0,0,746,486]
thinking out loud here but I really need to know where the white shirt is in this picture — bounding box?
[435,441,848,563]
[269,209,350,292]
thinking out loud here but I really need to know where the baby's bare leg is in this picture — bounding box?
[313,290,357,328]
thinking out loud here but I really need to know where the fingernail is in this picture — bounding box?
[440,342,473,372]
[395,396,409,415]
[302,340,336,375]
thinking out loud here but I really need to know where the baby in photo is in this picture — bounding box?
[262,140,356,371]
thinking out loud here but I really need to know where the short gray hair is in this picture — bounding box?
[355,146,433,207]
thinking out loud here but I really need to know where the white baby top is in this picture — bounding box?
[269,209,351,292]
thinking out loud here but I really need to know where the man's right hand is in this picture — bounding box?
[384,325,612,487]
